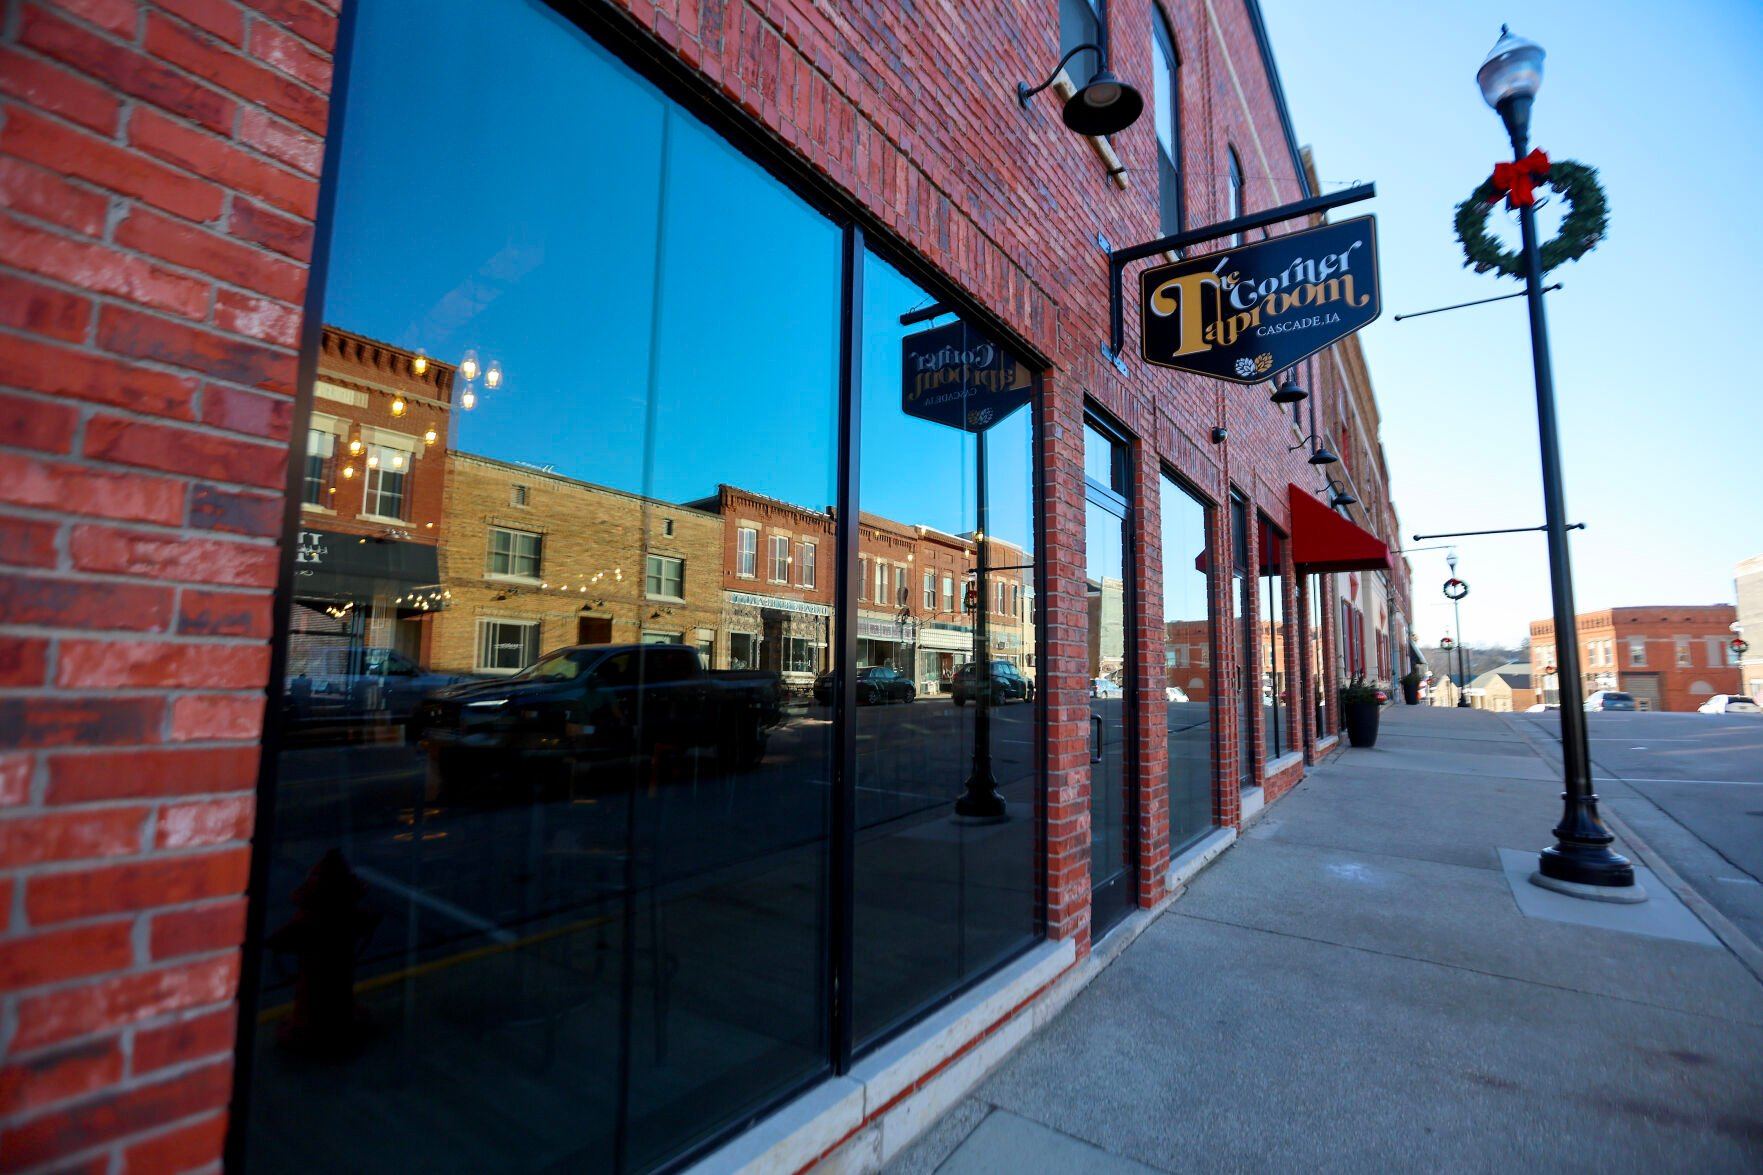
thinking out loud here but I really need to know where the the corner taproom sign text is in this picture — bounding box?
[1139,216,1381,382]
[901,321,1034,433]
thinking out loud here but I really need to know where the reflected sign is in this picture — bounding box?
[1139,216,1381,382]
[901,322,1034,433]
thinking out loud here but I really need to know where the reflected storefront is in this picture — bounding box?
[243,3,1041,1172]
[1160,473,1216,854]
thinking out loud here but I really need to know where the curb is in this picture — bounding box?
[1502,715,1763,990]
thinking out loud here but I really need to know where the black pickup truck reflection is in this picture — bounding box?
[411,643,784,802]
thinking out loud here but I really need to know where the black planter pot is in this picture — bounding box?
[1344,701,1380,747]
[1401,680,1420,706]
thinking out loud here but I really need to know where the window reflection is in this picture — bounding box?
[255,1,838,1169]
[1259,516,1288,760]
[851,255,1041,1045]
[1084,422,1133,937]
[1160,474,1213,852]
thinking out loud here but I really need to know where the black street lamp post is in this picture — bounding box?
[1478,28,1637,896]
[1445,552,1470,708]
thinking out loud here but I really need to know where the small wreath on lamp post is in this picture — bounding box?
[1454,158,1608,278]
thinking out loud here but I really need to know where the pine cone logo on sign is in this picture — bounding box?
[1138,216,1382,382]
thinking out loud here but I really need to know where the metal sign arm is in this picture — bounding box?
[1108,182,1377,357]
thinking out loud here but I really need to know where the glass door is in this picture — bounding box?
[1084,422,1134,937]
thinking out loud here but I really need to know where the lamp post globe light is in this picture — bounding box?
[1478,28,1639,898]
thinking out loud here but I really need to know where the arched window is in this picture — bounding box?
[1151,9,1181,233]
[1227,145,1245,243]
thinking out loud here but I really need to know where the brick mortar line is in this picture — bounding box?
[12,0,335,110]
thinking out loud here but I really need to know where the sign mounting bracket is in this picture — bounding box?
[1107,182,1377,357]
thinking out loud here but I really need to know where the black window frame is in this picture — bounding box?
[1150,6,1183,235]
[236,2,1053,1168]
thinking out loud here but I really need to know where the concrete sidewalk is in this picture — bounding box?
[883,705,1763,1174]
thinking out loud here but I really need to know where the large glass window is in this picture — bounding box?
[250,2,842,1169]
[1308,574,1329,736]
[852,253,1042,1046]
[1161,472,1213,853]
[1059,0,1102,88]
[1084,420,1134,937]
[1231,493,1255,788]
[249,3,1044,1170]
[302,427,333,505]
[1260,515,1289,759]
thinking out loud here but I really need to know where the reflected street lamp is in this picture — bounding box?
[1478,27,1638,898]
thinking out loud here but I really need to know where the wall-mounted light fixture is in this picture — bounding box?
[1288,433,1339,466]
[1323,478,1357,508]
[1016,3,1144,138]
[1271,369,1307,405]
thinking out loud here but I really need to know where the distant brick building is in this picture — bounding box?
[1530,605,1740,711]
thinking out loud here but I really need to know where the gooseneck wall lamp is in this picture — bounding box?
[1288,433,1339,466]
[1324,479,1356,509]
[1016,3,1144,138]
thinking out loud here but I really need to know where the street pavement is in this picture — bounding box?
[884,704,1763,1174]
[1514,709,1763,955]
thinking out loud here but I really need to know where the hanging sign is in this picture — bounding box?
[1139,216,1381,381]
[901,321,1035,433]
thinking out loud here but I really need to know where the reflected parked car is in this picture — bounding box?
[1698,694,1761,715]
[953,661,1034,705]
[414,644,783,801]
[284,645,475,732]
[812,665,916,705]
[1584,690,1637,712]
[1089,677,1124,699]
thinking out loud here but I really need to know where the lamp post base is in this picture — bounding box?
[1529,870,1647,905]
[955,771,1007,823]
[1535,838,1639,897]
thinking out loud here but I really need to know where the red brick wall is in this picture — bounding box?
[0,0,1407,1166]
[0,0,336,1169]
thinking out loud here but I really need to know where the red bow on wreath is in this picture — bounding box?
[1491,149,1550,209]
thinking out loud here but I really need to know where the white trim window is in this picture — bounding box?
[874,560,887,605]
[1675,638,1692,668]
[1628,637,1647,666]
[364,443,410,519]
[894,565,907,608]
[301,427,335,506]
[645,554,684,600]
[859,558,869,601]
[942,575,954,613]
[477,618,539,673]
[799,541,817,588]
[923,571,936,609]
[737,527,757,578]
[768,535,790,582]
[488,526,542,579]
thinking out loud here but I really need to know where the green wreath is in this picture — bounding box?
[1453,159,1608,278]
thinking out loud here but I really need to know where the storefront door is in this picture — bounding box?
[1084,421,1134,937]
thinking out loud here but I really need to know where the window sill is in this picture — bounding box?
[358,513,410,526]
[646,594,685,604]
[486,574,542,586]
[300,503,336,515]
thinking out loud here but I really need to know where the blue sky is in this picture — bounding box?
[1261,0,1763,644]
[322,0,1034,553]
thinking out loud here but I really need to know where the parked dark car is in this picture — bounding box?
[413,644,782,801]
[951,660,1033,706]
[1583,690,1637,712]
[812,665,917,706]
[284,645,475,737]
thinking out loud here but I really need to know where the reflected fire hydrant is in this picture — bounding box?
[265,849,382,1056]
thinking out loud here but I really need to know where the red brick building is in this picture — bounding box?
[1530,605,1741,712]
[0,2,1408,1171]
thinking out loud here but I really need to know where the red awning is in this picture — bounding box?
[1288,483,1391,573]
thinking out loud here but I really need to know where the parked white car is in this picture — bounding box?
[1697,694,1761,715]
